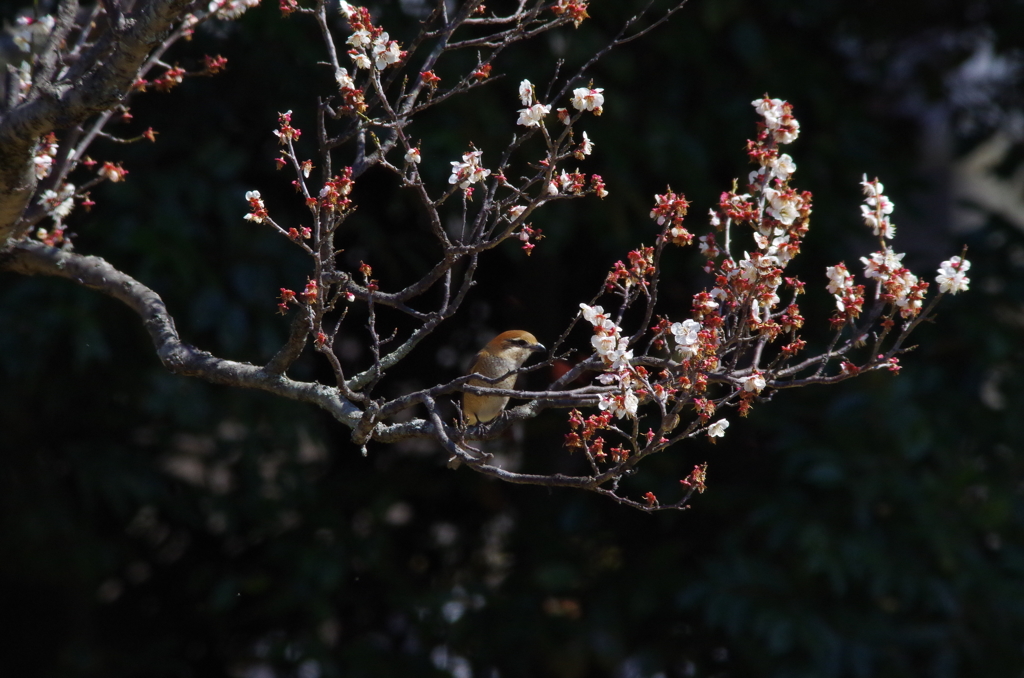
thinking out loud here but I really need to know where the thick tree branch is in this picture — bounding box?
[1,240,363,427]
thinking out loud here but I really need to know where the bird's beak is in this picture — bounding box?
[531,342,546,353]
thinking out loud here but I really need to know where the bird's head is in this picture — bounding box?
[482,330,546,366]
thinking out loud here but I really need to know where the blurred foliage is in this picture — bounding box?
[2,0,1024,676]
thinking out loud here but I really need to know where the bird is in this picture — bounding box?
[463,330,546,426]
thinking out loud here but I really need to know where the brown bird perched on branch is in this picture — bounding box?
[463,330,546,426]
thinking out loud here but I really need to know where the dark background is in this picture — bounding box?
[2,1,1024,676]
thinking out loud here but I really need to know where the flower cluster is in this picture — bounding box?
[153,66,186,92]
[550,0,590,27]
[273,110,301,144]
[606,247,656,291]
[833,181,970,321]
[300,279,318,303]
[579,303,645,420]
[342,4,405,71]
[571,87,604,115]
[680,462,709,491]
[550,169,588,196]
[244,190,267,223]
[825,262,865,321]
[449,150,491,190]
[672,97,811,371]
[515,79,550,128]
[751,95,800,144]
[516,79,606,138]
[564,409,617,461]
[33,133,58,180]
[580,304,631,369]
[332,64,367,113]
[35,183,77,246]
[517,103,550,128]
[516,224,542,255]
[860,175,896,239]
[318,168,355,211]
[98,161,129,183]
[202,54,228,74]
[860,249,928,318]
[650,189,692,246]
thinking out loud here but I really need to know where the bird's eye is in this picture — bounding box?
[510,338,526,346]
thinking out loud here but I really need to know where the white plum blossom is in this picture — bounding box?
[742,372,766,393]
[621,390,639,417]
[604,342,634,372]
[707,419,729,438]
[335,68,355,90]
[861,175,885,198]
[580,304,620,336]
[404,147,421,164]
[860,248,904,280]
[772,153,796,180]
[739,253,759,282]
[752,97,785,126]
[826,263,853,295]
[372,34,402,69]
[350,51,371,69]
[517,102,551,128]
[571,87,604,114]
[339,1,356,18]
[599,390,639,419]
[518,79,534,106]
[592,333,618,355]
[762,186,801,226]
[774,117,800,144]
[508,205,527,220]
[579,303,606,325]
[936,256,971,294]
[753,229,790,258]
[577,131,594,156]
[670,319,701,359]
[347,30,371,47]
